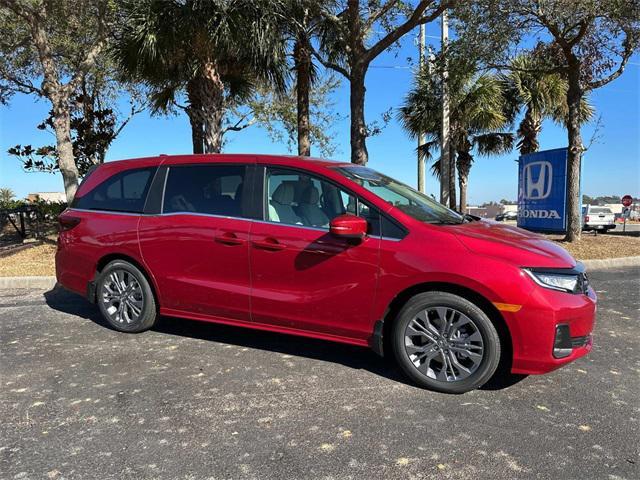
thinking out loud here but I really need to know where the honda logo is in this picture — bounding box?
[523,161,552,200]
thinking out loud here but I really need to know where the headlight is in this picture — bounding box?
[523,269,579,293]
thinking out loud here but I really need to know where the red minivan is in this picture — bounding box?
[56,154,596,393]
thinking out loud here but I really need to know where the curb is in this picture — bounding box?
[582,256,640,270]
[0,276,57,289]
[0,242,42,258]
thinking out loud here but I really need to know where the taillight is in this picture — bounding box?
[58,215,81,231]
[584,215,589,222]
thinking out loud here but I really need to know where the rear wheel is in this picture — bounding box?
[391,291,501,394]
[96,260,157,333]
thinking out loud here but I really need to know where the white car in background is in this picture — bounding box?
[582,205,616,232]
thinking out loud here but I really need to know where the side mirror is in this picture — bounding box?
[330,214,368,239]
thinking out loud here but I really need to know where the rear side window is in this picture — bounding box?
[74,167,155,213]
[163,164,246,217]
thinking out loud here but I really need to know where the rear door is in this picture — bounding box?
[139,163,253,321]
[248,166,381,342]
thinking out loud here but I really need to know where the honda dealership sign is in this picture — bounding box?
[517,148,570,233]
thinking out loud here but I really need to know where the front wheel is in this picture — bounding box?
[391,292,501,394]
[96,260,158,333]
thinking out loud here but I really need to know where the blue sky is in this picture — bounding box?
[1,28,638,204]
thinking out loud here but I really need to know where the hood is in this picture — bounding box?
[447,220,576,268]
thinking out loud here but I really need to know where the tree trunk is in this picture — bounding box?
[188,113,204,154]
[347,1,368,165]
[350,66,369,165]
[294,35,312,157]
[517,108,541,155]
[200,62,225,154]
[51,97,79,202]
[564,63,583,242]
[186,79,205,154]
[458,172,467,213]
[456,147,472,213]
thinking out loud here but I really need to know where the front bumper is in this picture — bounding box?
[506,285,596,375]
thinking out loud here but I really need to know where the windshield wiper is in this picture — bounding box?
[462,213,480,222]
[427,219,464,225]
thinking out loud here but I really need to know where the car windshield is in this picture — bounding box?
[334,165,464,225]
[591,207,612,214]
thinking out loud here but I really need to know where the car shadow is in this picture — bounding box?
[44,284,526,392]
[43,284,412,387]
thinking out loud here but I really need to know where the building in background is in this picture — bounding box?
[466,203,518,219]
[26,192,66,203]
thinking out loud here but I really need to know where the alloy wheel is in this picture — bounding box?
[404,306,484,382]
[100,269,144,325]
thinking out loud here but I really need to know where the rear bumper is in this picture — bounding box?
[583,224,615,230]
[55,240,91,297]
[507,286,596,375]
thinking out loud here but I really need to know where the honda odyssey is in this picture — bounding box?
[56,154,596,393]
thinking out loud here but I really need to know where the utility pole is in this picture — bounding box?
[417,23,427,193]
[439,9,450,206]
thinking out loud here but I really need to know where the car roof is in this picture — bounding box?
[76,154,355,198]
[103,153,353,169]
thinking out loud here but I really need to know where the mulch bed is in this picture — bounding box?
[0,242,57,277]
[546,233,640,260]
[0,242,42,258]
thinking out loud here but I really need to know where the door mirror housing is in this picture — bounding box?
[330,214,368,239]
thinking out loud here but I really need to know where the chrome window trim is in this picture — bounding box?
[69,208,250,221]
[159,211,251,221]
[251,217,329,233]
[69,208,146,217]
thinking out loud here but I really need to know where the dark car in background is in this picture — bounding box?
[495,211,518,222]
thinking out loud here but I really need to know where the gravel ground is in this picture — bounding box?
[1,267,639,479]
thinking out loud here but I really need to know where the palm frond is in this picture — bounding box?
[473,132,514,156]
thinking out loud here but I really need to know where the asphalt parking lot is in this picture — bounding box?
[1,267,638,480]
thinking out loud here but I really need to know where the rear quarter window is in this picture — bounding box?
[73,167,155,213]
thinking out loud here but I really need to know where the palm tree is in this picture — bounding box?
[502,54,594,156]
[113,0,288,154]
[400,60,514,212]
[0,188,15,204]
[286,1,330,156]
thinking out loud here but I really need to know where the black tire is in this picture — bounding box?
[391,291,501,394]
[96,260,157,333]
